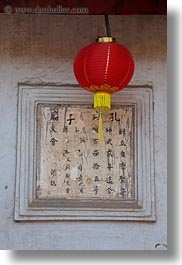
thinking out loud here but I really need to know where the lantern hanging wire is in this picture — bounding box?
[96,15,111,140]
[104,15,111,37]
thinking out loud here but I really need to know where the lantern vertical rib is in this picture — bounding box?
[104,44,111,83]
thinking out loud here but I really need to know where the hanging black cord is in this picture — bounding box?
[104,15,111,37]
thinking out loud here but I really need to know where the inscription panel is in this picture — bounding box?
[15,85,155,221]
[37,105,134,201]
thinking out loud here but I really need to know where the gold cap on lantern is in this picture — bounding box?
[96,37,116,43]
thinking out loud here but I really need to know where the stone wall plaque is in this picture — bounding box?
[15,84,155,221]
[37,105,134,201]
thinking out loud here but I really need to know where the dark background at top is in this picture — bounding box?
[0,0,167,14]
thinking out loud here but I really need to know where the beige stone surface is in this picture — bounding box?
[37,104,134,200]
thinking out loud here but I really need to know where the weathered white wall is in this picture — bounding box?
[0,14,166,250]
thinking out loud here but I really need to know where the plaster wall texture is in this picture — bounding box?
[0,14,166,250]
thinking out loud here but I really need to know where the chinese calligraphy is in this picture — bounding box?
[37,105,134,200]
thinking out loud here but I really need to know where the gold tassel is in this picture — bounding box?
[94,92,111,141]
[94,92,111,110]
[98,111,103,141]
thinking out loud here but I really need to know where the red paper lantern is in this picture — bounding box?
[74,37,134,107]
[73,37,134,139]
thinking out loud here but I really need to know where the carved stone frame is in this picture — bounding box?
[14,84,155,221]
